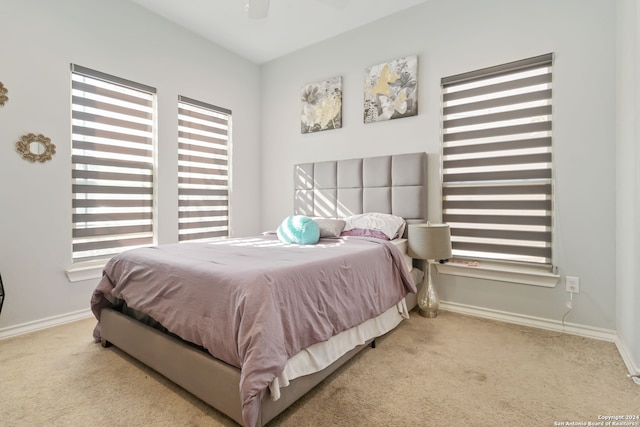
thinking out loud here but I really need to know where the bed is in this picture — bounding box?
[91,151,428,426]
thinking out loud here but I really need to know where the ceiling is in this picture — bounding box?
[128,0,428,64]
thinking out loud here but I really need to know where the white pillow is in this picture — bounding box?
[343,213,406,240]
[313,218,347,238]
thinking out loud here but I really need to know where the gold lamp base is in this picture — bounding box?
[417,260,439,318]
[418,307,438,318]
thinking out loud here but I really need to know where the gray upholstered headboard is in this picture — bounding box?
[294,152,427,223]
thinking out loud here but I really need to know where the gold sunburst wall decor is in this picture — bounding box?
[0,81,8,106]
[16,133,56,163]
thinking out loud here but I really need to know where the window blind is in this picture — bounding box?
[178,96,231,242]
[441,53,554,269]
[71,64,156,263]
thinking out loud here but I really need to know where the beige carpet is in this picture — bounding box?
[1,311,638,426]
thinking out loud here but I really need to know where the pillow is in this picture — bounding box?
[343,212,406,240]
[277,215,320,245]
[313,218,346,238]
[340,228,390,240]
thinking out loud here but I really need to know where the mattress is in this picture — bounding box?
[391,238,413,271]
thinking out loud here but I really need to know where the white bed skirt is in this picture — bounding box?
[269,299,409,399]
[269,264,423,401]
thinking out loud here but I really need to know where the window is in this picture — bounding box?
[71,65,156,264]
[441,53,554,270]
[178,96,231,242]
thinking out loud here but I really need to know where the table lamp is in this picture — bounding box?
[407,223,452,318]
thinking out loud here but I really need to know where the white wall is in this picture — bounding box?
[0,0,261,330]
[616,0,640,374]
[260,0,618,330]
[1,0,634,372]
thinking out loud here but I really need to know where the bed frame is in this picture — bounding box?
[99,152,428,426]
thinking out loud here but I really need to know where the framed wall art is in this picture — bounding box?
[301,76,342,134]
[363,55,418,123]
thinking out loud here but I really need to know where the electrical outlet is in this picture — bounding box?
[566,276,580,293]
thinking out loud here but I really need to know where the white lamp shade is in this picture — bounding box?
[407,223,452,261]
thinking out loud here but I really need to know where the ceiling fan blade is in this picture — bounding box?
[248,0,270,19]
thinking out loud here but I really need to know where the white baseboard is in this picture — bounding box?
[614,336,640,385]
[440,301,640,383]
[440,300,617,341]
[3,302,639,385]
[0,308,94,340]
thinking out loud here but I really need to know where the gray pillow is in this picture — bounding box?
[313,218,346,238]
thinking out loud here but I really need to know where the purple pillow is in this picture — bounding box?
[340,228,391,240]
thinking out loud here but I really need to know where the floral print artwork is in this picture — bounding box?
[301,76,342,133]
[363,55,418,123]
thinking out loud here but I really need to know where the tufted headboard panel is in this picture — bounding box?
[294,152,427,224]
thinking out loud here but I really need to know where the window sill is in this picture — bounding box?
[435,260,559,288]
[65,260,107,283]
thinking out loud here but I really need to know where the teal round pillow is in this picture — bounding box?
[277,215,320,245]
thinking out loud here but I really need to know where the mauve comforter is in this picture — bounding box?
[90,235,415,427]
